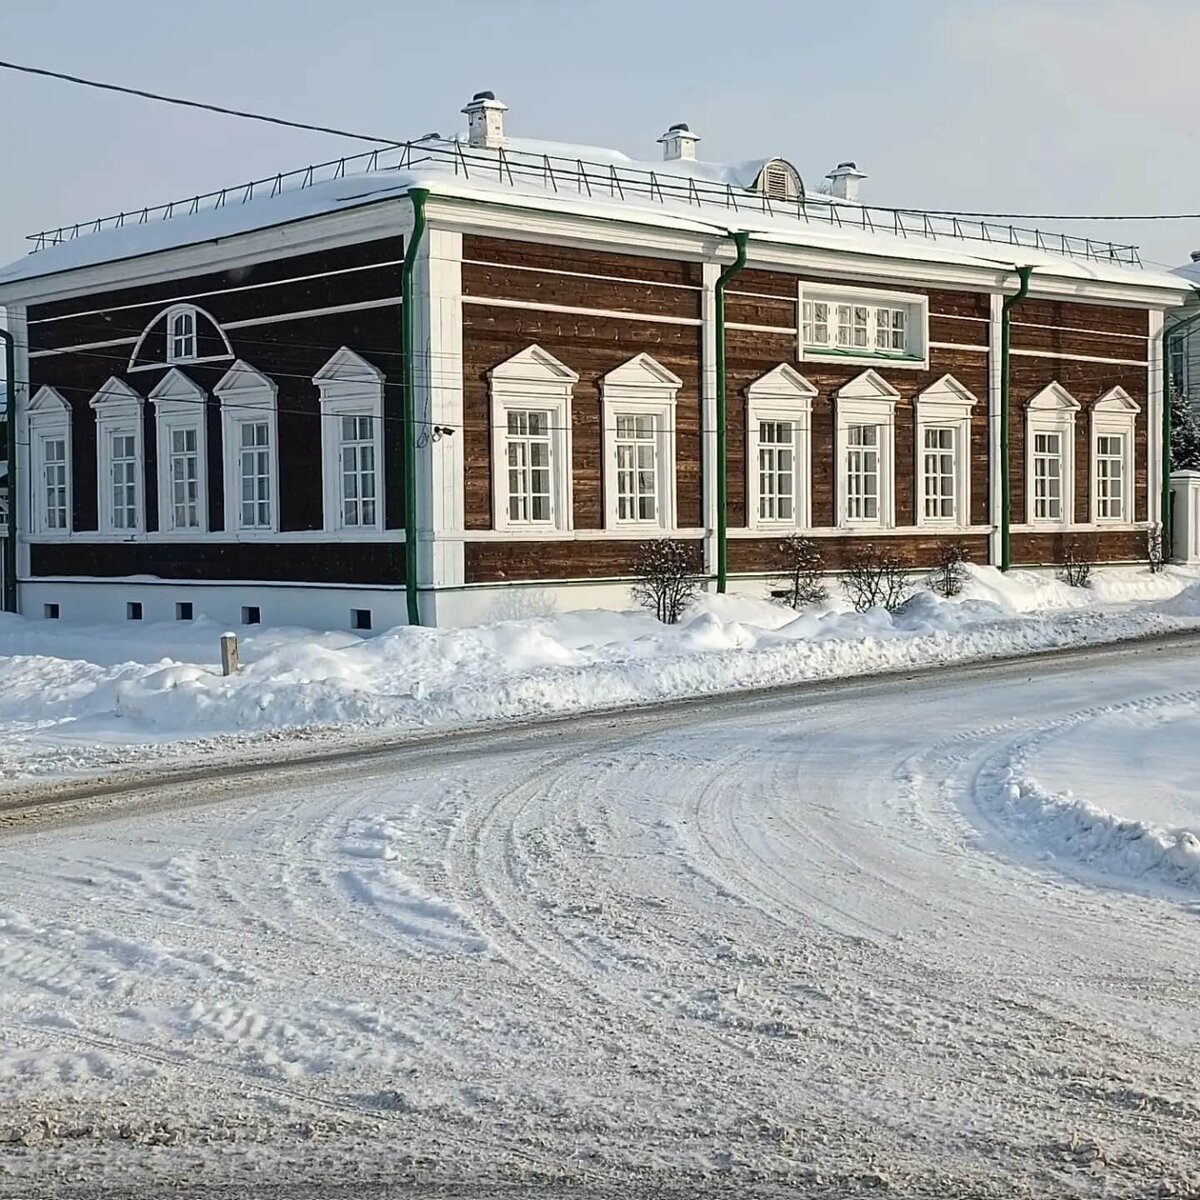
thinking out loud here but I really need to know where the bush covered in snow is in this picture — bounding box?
[630,539,702,624]
[774,534,827,610]
[842,544,913,613]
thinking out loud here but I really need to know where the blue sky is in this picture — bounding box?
[1,0,1199,272]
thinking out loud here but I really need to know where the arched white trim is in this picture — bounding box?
[215,361,278,533]
[127,303,234,372]
[149,369,209,533]
[601,353,682,530]
[315,347,385,533]
[746,365,817,531]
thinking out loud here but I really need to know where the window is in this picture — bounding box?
[43,603,60,620]
[846,425,880,521]
[615,413,659,522]
[1090,386,1139,526]
[1024,382,1079,528]
[835,369,900,528]
[488,344,577,532]
[27,387,73,536]
[800,286,927,367]
[315,348,386,533]
[176,602,194,621]
[90,377,144,535]
[601,354,682,531]
[1095,434,1124,521]
[914,374,977,528]
[216,361,278,534]
[168,308,197,363]
[351,608,372,631]
[745,364,817,531]
[1032,433,1064,521]
[241,605,261,625]
[126,601,143,621]
[505,410,553,523]
[150,369,209,534]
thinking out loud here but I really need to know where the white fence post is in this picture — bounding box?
[1170,471,1200,564]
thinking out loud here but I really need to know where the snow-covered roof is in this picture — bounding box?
[0,137,1189,299]
[1173,258,1200,288]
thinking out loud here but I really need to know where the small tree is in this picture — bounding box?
[1147,525,1166,574]
[1058,538,1093,589]
[631,539,701,624]
[841,544,913,613]
[927,540,971,598]
[1171,386,1200,472]
[775,534,827,609]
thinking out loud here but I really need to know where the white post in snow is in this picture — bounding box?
[220,633,240,677]
[1171,471,1200,564]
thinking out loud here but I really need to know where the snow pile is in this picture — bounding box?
[2,564,1200,781]
[978,765,1200,894]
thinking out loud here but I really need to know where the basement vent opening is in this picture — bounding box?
[43,603,60,620]
[127,602,143,621]
[351,608,372,631]
[241,605,261,626]
[176,602,194,621]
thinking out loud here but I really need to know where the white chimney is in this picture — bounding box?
[825,161,867,203]
[462,90,508,150]
[658,123,700,162]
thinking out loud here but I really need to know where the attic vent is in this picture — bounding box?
[764,164,790,201]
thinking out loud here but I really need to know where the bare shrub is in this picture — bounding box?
[631,539,702,624]
[1058,538,1093,589]
[1147,526,1166,574]
[841,544,914,613]
[774,534,827,609]
[926,540,971,598]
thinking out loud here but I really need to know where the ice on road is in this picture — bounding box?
[2,642,1200,1198]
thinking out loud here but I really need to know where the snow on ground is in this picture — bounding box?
[3,644,1200,1197]
[2,565,1199,784]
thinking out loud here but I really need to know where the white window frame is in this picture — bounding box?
[215,360,279,535]
[166,306,198,364]
[835,369,899,529]
[800,284,929,370]
[1025,381,1080,528]
[89,377,145,535]
[745,364,817,531]
[149,368,209,534]
[914,374,978,529]
[1090,385,1139,526]
[26,386,73,537]
[601,353,682,531]
[488,344,577,532]
[315,347,386,534]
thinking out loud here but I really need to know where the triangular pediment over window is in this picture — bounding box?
[1027,381,1080,412]
[835,368,902,403]
[1093,385,1141,413]
[149,367,207,407]
[603,352,683,391]
[313,346,385,387]
[489,344,579,386]
[916,373,979,411]
[214,360,277,406]
[89,376,143,413]
[746,363,818,403]
[29,385,71,415]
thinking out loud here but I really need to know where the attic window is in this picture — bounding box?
[800,284,928,368]
[167,307,198,364]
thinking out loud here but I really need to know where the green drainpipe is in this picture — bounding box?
[1000,265,1034,572]
[1,327,15,614]
[1156,304,1200,556]
[714,230,749,592]
[400,188,429,626]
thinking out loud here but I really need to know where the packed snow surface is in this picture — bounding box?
[3,642,1200,1197]
[0,565,1199,783]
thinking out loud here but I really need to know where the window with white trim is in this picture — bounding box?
[914,374,978,528]
[801,285,927,367]
[314,347,385,533]
[745,364,817,530]
[488,344,577,532]
[167,307,197,364]
[150,368,209,534]
[1024,382,1079,528]
[601,354,682,530]
[90,377,145,535]
[215,360,279,534]
[1089,385,1139,526]
[27,387,73,536]
[835,370,900,528]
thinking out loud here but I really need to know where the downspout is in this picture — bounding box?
[1161,296,1200,552]
[0,327,15,614]
[1000,265,1034,572]
[714,230,749,592]
[400,188,429,626]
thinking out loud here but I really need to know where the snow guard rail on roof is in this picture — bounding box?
[25,138,1143,267]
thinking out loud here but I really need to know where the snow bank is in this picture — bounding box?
[2,565,1199,781]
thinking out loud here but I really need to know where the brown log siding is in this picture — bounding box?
[465,538,703,583]
[1011,530,1146,565]
[729,534,991,574]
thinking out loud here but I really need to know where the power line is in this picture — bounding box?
[0,58,400,147]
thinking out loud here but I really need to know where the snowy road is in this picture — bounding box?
[3,639,1200,1198]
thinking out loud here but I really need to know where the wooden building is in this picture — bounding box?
[0,93,1190,629]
